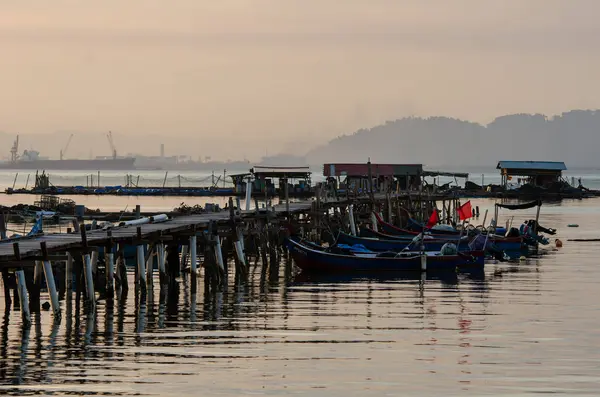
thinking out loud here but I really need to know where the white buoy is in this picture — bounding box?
[119,217,151,227]
[189,235,197,273]
[149,214,169,223]
[421,253,427,272]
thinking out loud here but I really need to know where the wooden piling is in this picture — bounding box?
[65,252,73,300]
[13,243,31,327]
[189,235,197,274]
[40,242,61,320]
[136,245,146,291]
[214,235,225,275]
[105,231,115,299]
[180,245,189,272]
[80,225,95,308]
[157,243,166,284]
[1,269,11,308]
[90,250,99,282]
[147,243,156,289]
[0,213,6,240]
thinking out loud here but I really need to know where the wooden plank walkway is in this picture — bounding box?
[0,201,314,261]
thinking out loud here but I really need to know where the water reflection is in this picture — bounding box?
[0,243,596,396]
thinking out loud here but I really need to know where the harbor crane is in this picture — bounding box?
[59,133,74,161]
[10,135,19,162]
[106,131,117,159]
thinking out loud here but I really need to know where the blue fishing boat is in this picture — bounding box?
[360,226,523,253]
[338,231,471,252]
[287,237,484,273]
[360,227,457,241]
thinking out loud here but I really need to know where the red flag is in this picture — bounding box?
[426,209,439,228]
[457,200,472,221]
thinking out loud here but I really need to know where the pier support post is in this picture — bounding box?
[13,243,30,327]
[137,245,147,291]
[214,236,225,275]
[29,263,42,313]
[40,242,61,320]
[83,253,96,308]
[79,225,95,308]
[180,245,189,271]
[166,243,180,280]
[105,231,115,299]
[233,237,247,280]
[245,178,252,211]
[106,251,115,298]
[157,243,166,283]
[90,249,98,277]
[348,204,357,236]
[65,252,73,300]
[146,243,155,288]
[370,212,379,233]
[15,270,30,326]
[34,260,43,286]
[189,235,197,274]
[284,177,290,216]
[1,269,11,308]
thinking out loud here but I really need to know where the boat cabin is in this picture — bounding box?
[497,161,567,188]
[230,166,312,197]
[323,163,424,193]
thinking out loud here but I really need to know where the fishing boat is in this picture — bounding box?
[373,212,461,237]
[338,231,471,252]
[360,227,457,241]
[360,226,523,253]
[287,237,484,273]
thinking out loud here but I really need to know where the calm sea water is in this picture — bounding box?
[0,197,599,395]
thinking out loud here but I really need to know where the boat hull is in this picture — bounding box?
[288,238,484,273]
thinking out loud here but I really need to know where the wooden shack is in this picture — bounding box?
[497,161,567,188]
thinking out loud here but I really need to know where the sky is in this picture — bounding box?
[0,0,599,160]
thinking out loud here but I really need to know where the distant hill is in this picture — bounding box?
[305,110,600,168]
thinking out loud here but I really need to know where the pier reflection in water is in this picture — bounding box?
[0,221,599,396]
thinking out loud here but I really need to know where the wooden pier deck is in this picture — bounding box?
[0,201,313,263]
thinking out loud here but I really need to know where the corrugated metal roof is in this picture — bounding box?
[496,161,567,171]
[323,163,423,177]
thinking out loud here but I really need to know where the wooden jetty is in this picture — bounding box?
[0,189,481,330]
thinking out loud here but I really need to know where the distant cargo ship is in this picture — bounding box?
[1,133,137,170]
[0,157,136,170]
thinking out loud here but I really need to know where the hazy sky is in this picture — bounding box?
[1,0,599,160]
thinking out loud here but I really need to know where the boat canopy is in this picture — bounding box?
[495,200,542,210]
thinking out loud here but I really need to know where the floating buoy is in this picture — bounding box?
[519,256,526,261]
[568,224,579,228]
[555,239,563,247]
